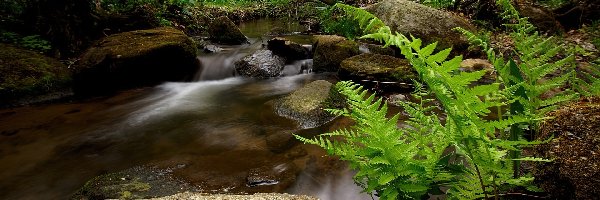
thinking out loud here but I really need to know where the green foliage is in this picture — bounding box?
[574,60,600,97]
[320,3,386,39]
[458,0,578,122]
[1,31,52,53]
[418,0,455,9]
[295,2,555,199]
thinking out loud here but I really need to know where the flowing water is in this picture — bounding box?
[0,19,373,200]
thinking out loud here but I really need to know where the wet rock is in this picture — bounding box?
[0,44,72,106]
[208,16,248,45]
[340,53,416,83]
[459,59,496,85]
[73,27,198,96]
[72,165,193,200]
[388,93,408,107]
[267,37,311,61]
[267,27,286,36]
[515,2,563,34]
[203,44,223,53]
[359,43,396,56]
[274,80,343,129]
[533,98,600,200]
[246,162,299,188]
[234,50,286,78]
[365,0,476,51]
[150,192,318,200]
[312,35,360,72]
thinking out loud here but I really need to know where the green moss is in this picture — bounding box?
[0,43,71,100]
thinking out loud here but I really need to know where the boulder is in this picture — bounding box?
[312,35,360,72]
[208,16,248,45]
[339,53,417,84]
[365,0,476,51]
[515,2,564,34]
[234,50,286,78]
[73,27,199,96]
[533,98,600,199]
[359,43,396,56]
[267,37,311,61]
[72,165,192,200]
[274,80,343,129]
[0,44,72,106]
[459,59,496,85]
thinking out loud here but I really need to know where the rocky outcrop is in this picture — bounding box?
[234,50,286,78]
[208,16,248,45]
[73,27,199,96]
[150,192,318,200]
[365,0,476,51]
[0,44,72,106]
[339,53,416,84]
[267,37,310,61]
[274,80,343,129]
[72,165,193,200]
[515,2,563,34]
[312,35,359,72]
[533,98,600,200]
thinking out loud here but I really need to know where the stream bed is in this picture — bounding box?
[0,19,374,200]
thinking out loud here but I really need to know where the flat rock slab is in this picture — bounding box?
[150,192,318,200]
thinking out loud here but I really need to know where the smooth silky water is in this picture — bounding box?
[0,19,373,200]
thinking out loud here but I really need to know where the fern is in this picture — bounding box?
[297,3,548,199]
[319,3,386,39]
[574,61,600,97]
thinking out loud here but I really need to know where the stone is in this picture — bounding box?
[234,50,286,78]
[312,35,359,72]
[515,2,564,34]
[73,27,199,96]
[0,44,72,106]
[150,192,318,200]
[267,37,311,61]
[72,165,193,200]
[339,53,417,84]
[274,80,343,129]
[203,44,223,53]
[533,97,600,199]
[459,59,496,85]
[265,130,295,153]
[208,16,248,45]
[245,163,299,188]
[359,43,396,56]
[365,0,476,51]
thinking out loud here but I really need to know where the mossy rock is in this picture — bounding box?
[274,80,343,129]
[73,27,199,96]
[72,166,192,200]
[208,16,248,45]
[0,43,72,105]
[312,35,359,72]
[340,53,416,83]
[365,0,476,51]
[533,97,600,199]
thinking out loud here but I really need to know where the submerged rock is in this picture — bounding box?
[246,162,298,188]
[0,44,72,106]
[274,80,343,129]
[72,165,193,200]
[533,98,600,200]
[73,27,198,96]
[208,16,248,45]
[235,50,286,78]
[312,35,360,72]
[365,0,476,51]
[339,53,417,87]
[267,37,310,61]
[150,192,318,200]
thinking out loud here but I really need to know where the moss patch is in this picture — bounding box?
[0,43,71,103]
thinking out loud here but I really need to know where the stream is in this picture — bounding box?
[0,19,373,200]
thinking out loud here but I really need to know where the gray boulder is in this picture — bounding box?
[312,35,360,72]
[235,50,286,78]
[365,0,476,51]
[274,80,343,129]
[208,16,248,45]
[73,27,199,96]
